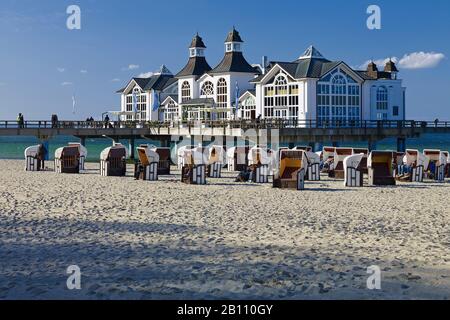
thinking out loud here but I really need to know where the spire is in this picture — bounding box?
[155,65,172,76]
[298,45,325,60]
[189,33,206,49]
[225,27,243,43]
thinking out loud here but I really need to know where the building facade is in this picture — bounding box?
[118,28,406,125]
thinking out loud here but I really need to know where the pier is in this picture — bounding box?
[1,119,449,158]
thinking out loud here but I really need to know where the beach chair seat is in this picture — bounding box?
[136,147,159,181]
[273,150,307,189]
[144,162,159,181]
[344,154,364,187]
[151,148,171,175]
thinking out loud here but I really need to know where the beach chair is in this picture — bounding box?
[353,148,369,174]
[248,146,271,183]
[368,151,396,186]
[423,149,447,182]
[100,145,127,177]
[54,146,80,174]
[207,145,225,178]
[150,147,171,175]
[330,148,353,179]
[24,144,45,171]
[305,151,321,181]
[344,154,364,187]
[226,146,250,172]
[136,147,159,181]
[273,150,307,189]
[177,145,195,169]
[181,150,206,185]
[68,143,87,171]
[403,149,429,183]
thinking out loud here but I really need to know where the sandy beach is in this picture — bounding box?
[0,159,449,300]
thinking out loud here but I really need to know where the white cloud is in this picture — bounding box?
[137,71,153,78]
[80,69,88,74]
[61,82,73,86]
[57,67,65,73]
[398,52,445,69]
[111,78,121,82]
[123,64,139,71]
[358,51,445,70]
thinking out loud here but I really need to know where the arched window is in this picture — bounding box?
[201,81,214,96]
[216,78,228,120]
[316,68,360,127]
[164,100,178,121]
[263,72,298,119]
[181,81,191,103]
[376,86,388,110]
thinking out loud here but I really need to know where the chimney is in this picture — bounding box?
[262,56,268,74]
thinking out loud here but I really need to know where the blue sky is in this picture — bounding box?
[0,0,449,120]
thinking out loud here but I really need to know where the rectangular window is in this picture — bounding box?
[393,106,399,116]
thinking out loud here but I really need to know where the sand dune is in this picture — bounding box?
[0,160,449,300]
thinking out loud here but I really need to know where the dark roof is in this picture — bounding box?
[180,98,215,106]
[190,33,206,49]
[176,57,212,78]
[210,52,257,74]
[225,27,243,43]
[162,94,178,104]
[117,74,175,93]
[251,57,342,82]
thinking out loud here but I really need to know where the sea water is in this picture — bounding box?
[1,134,449,161]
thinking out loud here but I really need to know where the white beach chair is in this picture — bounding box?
[344,154,364,187]
[305,151,321,181]
[68,143,87,171]
[24,144,45,171]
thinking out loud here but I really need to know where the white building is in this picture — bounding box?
[118,28,406,125]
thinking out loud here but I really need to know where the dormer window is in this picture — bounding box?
[190,48,196,57]
[225,42,242,53]
[190,48,205,57]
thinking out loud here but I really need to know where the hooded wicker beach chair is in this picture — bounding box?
[24,144,46,171]
[305,151,321,181]
[136,147,159,181]
[150,147,171,175]
[54,146,80,174]
[344,153,364,187]
[273,150,308,190]
[226,146,250,172]
[368,151,396,186]
[330,148,353,179]
[207,145,225,178]
[402,149,429,182]
[423,149,447,182]
[352,148,369,174]
[68,143,87,171]
[100,144,127,177]
[181,150,206,185]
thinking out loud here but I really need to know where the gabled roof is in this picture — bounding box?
[176,57,212,78]
[225,27,243,43]
[190,33,206,48]
[161,94,179,106]
[210,52,257,74]
[239,89,256,100]
[117,73,175,94]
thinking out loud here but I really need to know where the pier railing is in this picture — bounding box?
[1,119,449,130]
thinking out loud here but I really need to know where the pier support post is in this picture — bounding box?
[332,141,340,148]
[288,142,295,149]
[233,137,238,147]
[79,137,86,147]
[397,137,406,152]
[308,142,315,151]
[368,140,378,152]
[129,138,135,160]
[314,142,323,152]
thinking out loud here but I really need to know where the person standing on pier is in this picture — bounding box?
[104,114,110,129]
[17,113,24,128]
